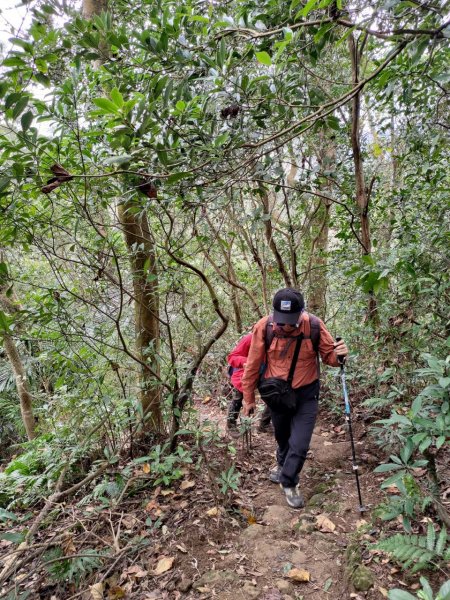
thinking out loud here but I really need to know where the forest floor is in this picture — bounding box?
[1,397,438,600]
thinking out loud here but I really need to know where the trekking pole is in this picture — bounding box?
[336,337,367,513]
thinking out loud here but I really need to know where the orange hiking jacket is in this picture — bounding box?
[241,312,340,405]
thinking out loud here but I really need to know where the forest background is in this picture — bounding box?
[0,0,449,598]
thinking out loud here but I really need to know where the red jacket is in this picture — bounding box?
[242,312,340,405]
[227,333,253,392]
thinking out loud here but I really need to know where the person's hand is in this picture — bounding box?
[242,401,256,416]
[334,339,348,360]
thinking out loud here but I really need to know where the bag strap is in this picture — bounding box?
[309,314,320,354]
[265,316,275,350]
[287,334,304,384]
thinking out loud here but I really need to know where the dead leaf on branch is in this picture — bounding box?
[41,163,74,194]
[153,556,175,575]
[287,568,310,582]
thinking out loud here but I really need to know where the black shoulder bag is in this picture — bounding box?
[257,333,303,413]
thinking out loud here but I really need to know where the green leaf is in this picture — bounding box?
[103,154,132,166]
[439,377,450,389]
[2,56,27,67]
[388,590,417,600]
[110,87,124,108]
[5,92,22,110]
[12,96,29,119]
[167,172,191,184]
[0,531,26,543]
[92,97,121,115]
[301,0,319,17]
[0,508,17,522]
[0,179,10,194]
[437,578,450,600]
[436,435,446,449]
[411,395,422,416]
[255,51,272,66]
[21,110,33,131]
[374,463,403,473]
[323,578,332,592]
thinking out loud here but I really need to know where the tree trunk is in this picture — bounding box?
[3,333,36,441]
[118,203,162,430]
[348,33,378,322]
[82,0,162,429]
[307,136,334,318]
[260,187,292,287]
[0,286,36,441]
[82,0,107,18]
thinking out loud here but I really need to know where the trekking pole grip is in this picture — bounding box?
[335,336,345,365]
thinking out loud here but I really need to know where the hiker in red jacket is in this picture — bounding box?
[227,332,272,435]
[242,288,348,508]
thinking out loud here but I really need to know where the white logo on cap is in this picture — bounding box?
[280,300,291,311]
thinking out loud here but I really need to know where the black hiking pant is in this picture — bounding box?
[270,380,319,488]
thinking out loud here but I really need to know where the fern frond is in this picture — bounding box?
[376,530,449,573]
[435,526,447,556]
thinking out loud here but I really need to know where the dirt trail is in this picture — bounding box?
[172,402,384,600]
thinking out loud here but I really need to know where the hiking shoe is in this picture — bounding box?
[280,484,304,509]
[269,465,282,483]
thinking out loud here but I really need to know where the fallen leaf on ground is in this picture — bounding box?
[161,489,174,496]
[378,587,388,598]
[287,568,310,582]
[154,556,175,575]
[196,587,210,593]
[206,507,220,517]
[355,519,368,529]
[202,396,212,404]
[176,544,187,553]
[316,514,336,532]
[124,565,148,578]
[108,586,126,600]
[90,582,104,600]
[180,480,195,491]
[62,534,76,555]
[142,463,151,474]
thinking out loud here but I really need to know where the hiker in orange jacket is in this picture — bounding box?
[227,332,272,436]
[242,288,348,508]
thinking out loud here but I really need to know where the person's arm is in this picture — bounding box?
[227,333,252,369]
[241,319,268,414]
[318,320,348,366]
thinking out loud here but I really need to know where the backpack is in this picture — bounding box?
[264,313,321,373]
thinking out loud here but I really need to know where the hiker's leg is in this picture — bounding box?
[279,381,320,488]
[227,389,243,428]
[258,404,272,432]
[270,408,291,466]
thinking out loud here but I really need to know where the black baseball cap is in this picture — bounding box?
[272,288,305,325]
